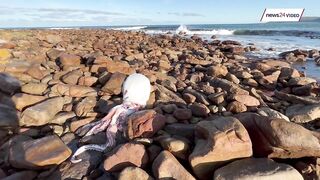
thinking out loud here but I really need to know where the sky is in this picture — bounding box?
[0,0,319,27]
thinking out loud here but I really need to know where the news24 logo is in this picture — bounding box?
[260,8,305,22]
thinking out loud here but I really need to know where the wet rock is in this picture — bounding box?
[12,93,46,111]
[104,143,149,172]
[21,82,48,95]
[127,110,166,139]
[101,72,126,95]
[257,107,289,121]
[152,150,196,180]
[286,104,320,123]
[51,84,97,97]
[20,97,64,126]
[236,113,320,158]
[0,73,21,94]
[189,117,252,179]
[173,108,192,121]
[119,167,153,180]
[214,158,303,180]
[315,56,320,66]
[227,101,247,113]
[9,135,71,169]
[189,103,210,117]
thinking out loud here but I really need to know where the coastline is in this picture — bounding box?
[0,29,319,179]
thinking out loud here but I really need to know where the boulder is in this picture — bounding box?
[101,72,127,95]
[164,123,195,139]
[61,69,83,85]
[104,143,149,172]
[9,135,71,169]
[189,103,210,117]
[231,94,260,106]
[173,108,192,121]
[235,113,320,158]
[127,110,166,139]
[286,104,320,123]
[183,89,210,105]
[12,93,46,111]
[74,96,97,117]
[189,117,252,179]
[21,83,48,95]
[45,34,62,44]
[0,104,19,128]
[210,78,249,95]
[257,107,289,121]
[119,167,153,180]
[227,101,247,113]
[58,53,81,67]
[50,84,97,97]
[206,65,228,77]
[152,151,195,180]
[155,84,186,105]
[214,158,303,180]
[274,91,320,105]
[288,77,317,86]
[20,97,64,126]
[50,112,76,125]
[158,136,190,159]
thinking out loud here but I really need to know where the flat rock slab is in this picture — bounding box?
[9,135,71,169]
[214,158,303,180]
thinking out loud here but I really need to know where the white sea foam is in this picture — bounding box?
[175,24,234,35]
[111,26,147,31]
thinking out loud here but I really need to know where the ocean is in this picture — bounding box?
[108,22,320,80]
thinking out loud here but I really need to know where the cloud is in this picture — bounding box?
[168,12,204,17]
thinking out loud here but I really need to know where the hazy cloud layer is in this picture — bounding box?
[168,12,204,17]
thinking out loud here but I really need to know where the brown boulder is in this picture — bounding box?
[152,151,196,180]
[50,84,97,97]
[59,53,81,67]
[235,113,320,158]
[173,108,192,121]
[214,158,303,180]
[189,117,252,179]
[127,110,166,139]
[119,167,154,180]
[101,72,126,95]
[9,135,71,169]
[189,103,210,117]
[12,93,46,111]
[210,78,249,95]
[206,65,228,77]
[103,143,149,172]
[21,83,48,95]
[231,94,260,106]
[227,101,247,113]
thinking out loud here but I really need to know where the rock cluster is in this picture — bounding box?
[0,29,319,179]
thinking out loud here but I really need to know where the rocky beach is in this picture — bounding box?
[0,29,320,180]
